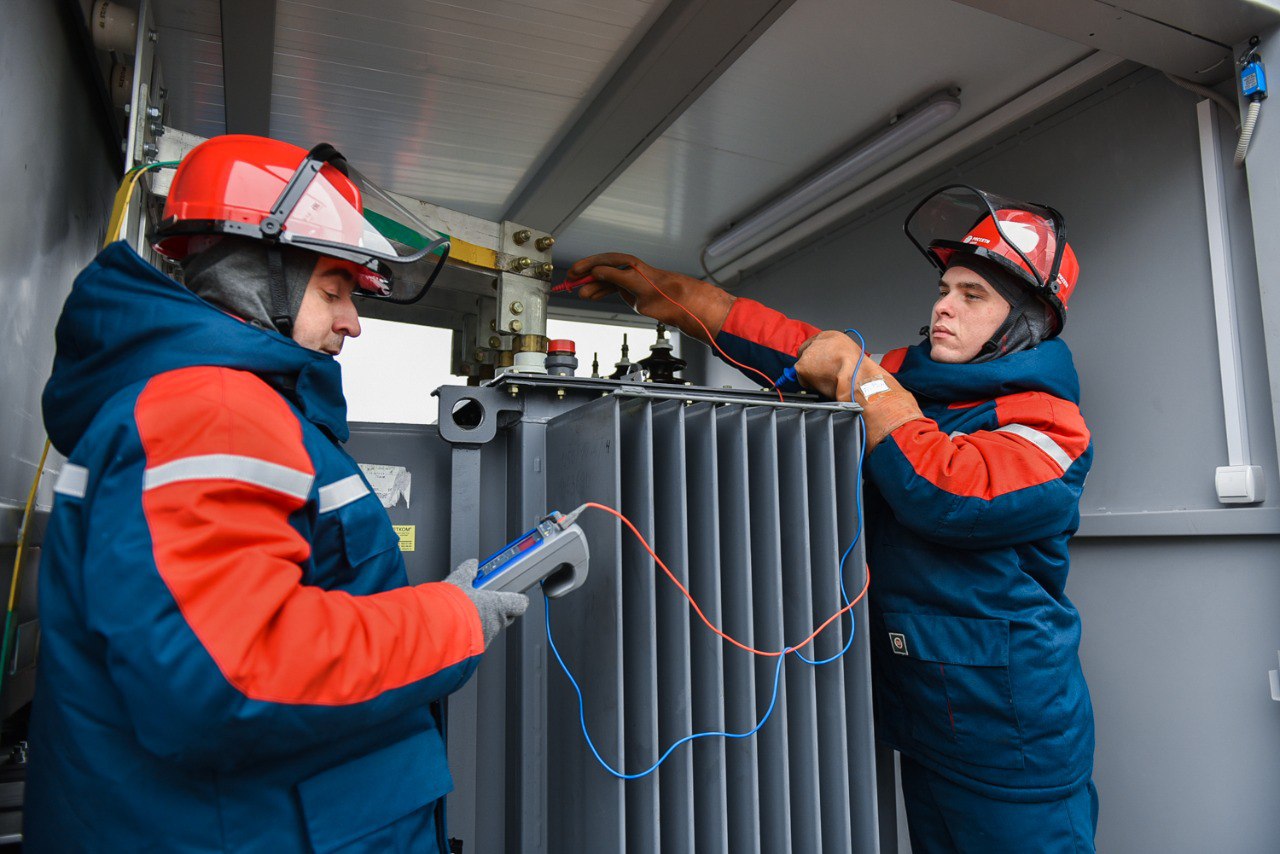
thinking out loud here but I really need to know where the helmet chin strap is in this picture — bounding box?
[267,246,293,336]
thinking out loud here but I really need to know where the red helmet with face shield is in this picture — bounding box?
[152,135,449,304]
[905,185,1078,334]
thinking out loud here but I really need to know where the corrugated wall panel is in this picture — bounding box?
[743,407,793,854]
[651,401,696,854]
[776,409,824,852]
[803,412,855,851]
[545,398,625,853]
[618,399,660,850]
[682,402,730,853]
[834,415,879,850]
[714,404,763,854]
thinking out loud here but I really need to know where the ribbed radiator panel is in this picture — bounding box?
[541,394,869,851]
[545,400,625,853]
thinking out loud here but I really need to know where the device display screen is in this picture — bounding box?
[477,531,546,582]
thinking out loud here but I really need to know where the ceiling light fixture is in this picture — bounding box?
[703,90,962,266]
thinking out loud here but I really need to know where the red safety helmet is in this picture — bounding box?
[905,185,1078,333]
[153,135,449,304]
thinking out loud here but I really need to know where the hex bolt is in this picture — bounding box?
[512,229,532,245]
[556,389,566,400]
[509,319,523,333]
[509,385,519,398]
[142,142,159,158]
[488,335,502,348]
[510,301,524,315]
[535,236,555,251]
[538,262,554,277]
[473,348,485,361]
[146,106,161,119]
[513,257,533,271]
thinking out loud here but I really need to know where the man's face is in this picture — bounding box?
[291,257,363,354]
[928,265,1012,364]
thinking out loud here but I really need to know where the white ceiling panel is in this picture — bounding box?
[154,0,668,217]
[558,0,1095,274]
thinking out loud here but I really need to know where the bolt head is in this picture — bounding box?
[539,262,554,276]
[509,319,523,333]
[512,229,532,245]
[535,236,556,251]
[510,301,524,314]
[514,257,533,271]
[488,335,502,348]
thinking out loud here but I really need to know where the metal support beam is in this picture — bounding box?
[951,0,1279,82]
[220,0,275,136]
[503,0,798,235]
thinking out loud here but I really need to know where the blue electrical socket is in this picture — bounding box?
[1242,56,1268,99]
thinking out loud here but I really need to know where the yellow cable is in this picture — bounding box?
[3,161,178,694]
[5,162,157,681]
[7,442,50,615]
[103,167,150,248]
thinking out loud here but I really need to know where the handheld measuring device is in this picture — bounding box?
[473,510,589,599]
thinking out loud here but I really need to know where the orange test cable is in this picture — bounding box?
[629,267,787,404]
[582,502,869,658]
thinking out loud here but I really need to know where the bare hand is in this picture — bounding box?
[565,253,734,341]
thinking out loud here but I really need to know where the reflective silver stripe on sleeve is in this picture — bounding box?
[318,474,369,513]
[54,464,89,499]
[995,424,1074,472]
[143,454,314,500]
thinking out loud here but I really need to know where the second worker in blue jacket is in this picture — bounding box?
[567,184,1098,854]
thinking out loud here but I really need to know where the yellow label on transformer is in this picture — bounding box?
[394,525,416,552]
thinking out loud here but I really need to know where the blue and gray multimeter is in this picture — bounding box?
[473,511,590,599]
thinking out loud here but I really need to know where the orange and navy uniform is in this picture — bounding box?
[29,242,481,852]
[716,297,1096,802]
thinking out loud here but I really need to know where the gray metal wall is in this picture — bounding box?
[0,0,119,712]
[1,0,118,509]
[736,68,1280,852]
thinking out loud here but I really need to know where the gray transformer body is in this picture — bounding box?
[345,375,882,853]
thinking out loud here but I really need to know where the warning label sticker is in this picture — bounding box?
[358,464,412,509]
[393,525,416,552]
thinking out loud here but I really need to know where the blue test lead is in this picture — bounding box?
[775,365,803,392]
[546,598,791,781]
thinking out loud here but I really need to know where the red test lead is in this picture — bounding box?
[551,274,597,294]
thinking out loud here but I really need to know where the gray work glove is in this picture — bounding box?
[444,559,530,648]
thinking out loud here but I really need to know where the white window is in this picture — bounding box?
[337,317,679,424]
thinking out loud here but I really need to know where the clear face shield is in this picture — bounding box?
[903,184,1067,296]
[262,144,450,304]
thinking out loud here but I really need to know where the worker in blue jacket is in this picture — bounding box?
[568,184,1097,853]
[27,135,528,852]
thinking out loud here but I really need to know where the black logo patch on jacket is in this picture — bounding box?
[889,632,909,656]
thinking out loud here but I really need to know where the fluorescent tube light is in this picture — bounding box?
[703,90,961,263]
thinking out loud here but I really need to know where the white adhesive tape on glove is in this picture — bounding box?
[859,378,891,399]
